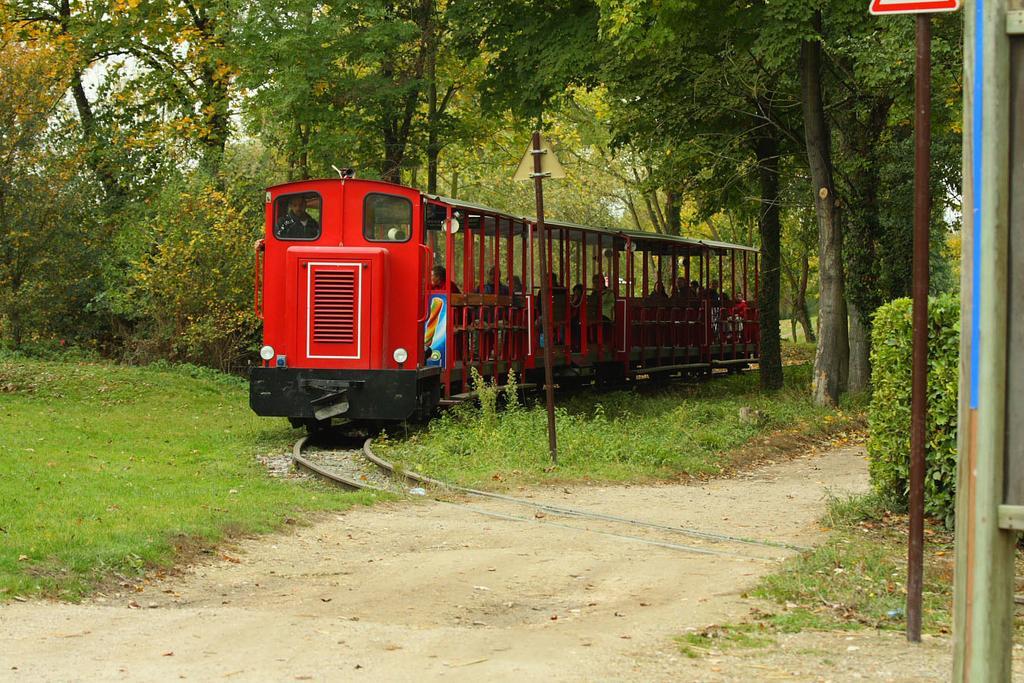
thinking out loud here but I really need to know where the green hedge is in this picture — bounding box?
[867,295,959,527]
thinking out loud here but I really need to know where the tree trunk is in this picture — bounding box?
[848,300,871,394]
[641,191,663,232]
[754,117,783,391]
[842,97,891,394]
[425,14,439,194]
[70,73,124,203]
[651,189,667,231]
[624,190,643,231]
[381,125,404,184]
[664,189,681,236]
[796,252,816,342]
[427,85,439,193]
[295,122,310,180]
[450,170,459,198]
[191,10,231,175]
[790,317,798,342]
[801,14,847,406]
[7,269,23,349]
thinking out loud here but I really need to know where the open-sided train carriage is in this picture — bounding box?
[250,176,760,429]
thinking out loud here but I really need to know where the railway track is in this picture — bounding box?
[292,434,809,562]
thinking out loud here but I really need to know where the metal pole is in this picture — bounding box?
[532,130,558,465]
[907,11,931,644]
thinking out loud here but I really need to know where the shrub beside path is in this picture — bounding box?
[0,443,1009,681]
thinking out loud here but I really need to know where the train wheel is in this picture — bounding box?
[303,418,331,435]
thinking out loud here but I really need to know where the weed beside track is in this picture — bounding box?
[377,364,862,488]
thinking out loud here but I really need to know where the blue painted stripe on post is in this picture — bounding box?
[970,0,984,409]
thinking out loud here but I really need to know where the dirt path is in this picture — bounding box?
[0,445,984,681]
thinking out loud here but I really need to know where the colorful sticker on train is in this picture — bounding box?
[424,294,447,367]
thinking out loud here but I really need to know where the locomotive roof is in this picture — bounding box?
[426,193,758,254]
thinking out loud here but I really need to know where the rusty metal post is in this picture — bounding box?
[907,11,931,644]
[532,130,558,465]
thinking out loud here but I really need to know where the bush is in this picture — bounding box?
[867,295,959,527]
[114,173,261,370]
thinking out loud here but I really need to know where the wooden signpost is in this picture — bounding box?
[953,0,1021,679]
[515,132,565,465]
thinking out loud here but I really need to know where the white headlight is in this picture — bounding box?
[393,347,409,364]
[259,345,275,361]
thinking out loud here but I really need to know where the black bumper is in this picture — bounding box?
[250,367,441,422]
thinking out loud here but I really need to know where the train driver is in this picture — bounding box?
[276,196,319,239]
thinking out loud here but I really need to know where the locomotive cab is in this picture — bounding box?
[250,178,441,426]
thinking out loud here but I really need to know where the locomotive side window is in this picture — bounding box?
[274,192,322,240]
[364,193,412,242]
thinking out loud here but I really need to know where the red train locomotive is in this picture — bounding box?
[250,176,761,429]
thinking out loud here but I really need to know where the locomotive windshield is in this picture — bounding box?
[274,192,322,240]
[364,193,412,242]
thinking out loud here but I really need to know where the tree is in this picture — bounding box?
[0,25,104,346]
[799,9,848,406]
[594,1,801,390]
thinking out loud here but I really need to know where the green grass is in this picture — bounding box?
[0,354,376,601]
[751,492,955,634]
[676,622,775,658]
[377,363,861,488]
[673,493,953,658]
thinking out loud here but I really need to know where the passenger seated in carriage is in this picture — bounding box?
[670,277,691,306]
[645,281,669,305]
[709,280,722,307]
[430,265,460,293]
[479,266,509,295]
[691,281,702,301]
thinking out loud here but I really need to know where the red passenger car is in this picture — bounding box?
[250,176,761,429]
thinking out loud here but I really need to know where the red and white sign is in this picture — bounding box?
[869,0,960,14]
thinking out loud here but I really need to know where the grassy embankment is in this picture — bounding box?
[377,360,862,488]
[0,354,377,600]
[676,492,959,657]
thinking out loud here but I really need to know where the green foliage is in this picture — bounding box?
[0,355,377,600]
[469,366,499,427]
[378,365,857,486]
[502,368,521,411]
[0,29,108,349]
[753,492,954,633]
[867,296,960,526]
[111,172,261,370]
